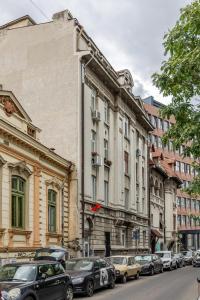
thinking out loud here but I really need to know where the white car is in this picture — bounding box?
[155,251,177,270]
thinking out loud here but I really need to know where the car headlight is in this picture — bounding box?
[72,277,85,284]
[5,288,21,300]
[115,270,120,274]
[164,261,170,264]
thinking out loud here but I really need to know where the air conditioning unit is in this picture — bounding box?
[92,110,101,122]
[92,154,103,167]
[136,149,141,157]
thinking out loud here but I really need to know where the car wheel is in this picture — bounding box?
[85,280,94,297]
[169,264,172,271]
[135,272,140,280]
[174,263,178,269]
[66,285,73,300]
[108,276,115,289]
[121,273,127,284]
[150,268,154,276]
[160,266,164,273]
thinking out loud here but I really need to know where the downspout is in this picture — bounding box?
[147,146,151,252]
[80,55,94,256]
[61,162,73,248]
[163,178,166,248]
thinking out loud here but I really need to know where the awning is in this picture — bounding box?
[151,229,163,238]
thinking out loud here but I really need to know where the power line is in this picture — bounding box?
[28,0,50,21]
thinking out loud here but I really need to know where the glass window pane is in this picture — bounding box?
[18,196,24,228]
[12,177,18,190]
[12,195,17,227]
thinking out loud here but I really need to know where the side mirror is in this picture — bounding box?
[41,273,47,280]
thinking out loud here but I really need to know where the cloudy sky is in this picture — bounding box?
[0,0,191,104]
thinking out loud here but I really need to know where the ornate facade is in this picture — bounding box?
[0,89,76,262]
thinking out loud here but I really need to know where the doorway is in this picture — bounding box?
[105,232,111,257]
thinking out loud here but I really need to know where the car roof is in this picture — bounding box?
[110,255,135,258]
[67,257,102,262]
[156,251,171,253]
[3,260,61,266]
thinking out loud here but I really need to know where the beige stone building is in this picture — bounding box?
[0,87,76,262]
[149,148,182,252]
[0,11,153,256]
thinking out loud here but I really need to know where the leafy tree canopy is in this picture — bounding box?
[152,0,200,194]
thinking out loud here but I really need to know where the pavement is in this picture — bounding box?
[75,266,200,300]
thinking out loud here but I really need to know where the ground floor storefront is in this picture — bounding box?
[179,230,200,250]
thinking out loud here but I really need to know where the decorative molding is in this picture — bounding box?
[45,177,62,190]
[46,232,62,244]
[33,165,41,177]
[8,229,32,247]
[0,155,6,166]
[8,161,32,178]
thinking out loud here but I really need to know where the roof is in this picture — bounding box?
[0,15,36,29]
[4,260,59,266]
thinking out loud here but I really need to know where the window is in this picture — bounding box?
[125,188,129,210]
[124,116,130,138]
[175,161,180,172]
[163,120,169,132]
[151,116,157,128]
[11,176,25,229]
[142,136,146,155]
[142,167,145,186]
[159,213,163,230]
[158,118,163,130]
[158,137,162,149]
[124,151,129,174]
[121,230,126,247]
[104,181,109,206]
[91,130,96,153]
[173,215,176,231]
[104,101,109,123]
[92,175,97,201]
[177,215,181,226]
[177,197,181,208]
[181,162,184,173]
[143,231,146,247]
[104,139,108,160]
[91,89,97,111]
[48,189,57,232]
[136,162,139,182]
[151,213,153,225]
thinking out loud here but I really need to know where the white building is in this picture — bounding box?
[0,10,153,255]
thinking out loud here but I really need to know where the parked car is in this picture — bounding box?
[109,256,141,283]
[65,257,115,297]
[155,251,177,270]
[193,253,200,267]
[181,250,194,265]
[0,261,73,300]
[34,246,69,269]
[174,253,185,267]
[135,254,163,275]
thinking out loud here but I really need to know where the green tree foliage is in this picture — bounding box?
[152,0,200,194]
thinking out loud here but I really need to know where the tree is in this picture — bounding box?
[152,0,200,194]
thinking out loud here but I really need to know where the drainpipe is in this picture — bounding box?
[61,163,73,248]
[147,146,151,252]
[80,56,94,256]
[163,178,166,248]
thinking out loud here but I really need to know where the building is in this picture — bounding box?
[144,96,200,251]
[0,11,153,255]
[0,87,76,262]
[149,147,182,252]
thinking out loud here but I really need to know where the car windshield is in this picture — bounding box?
[174,254,180,258]
[135,255,152,262]
[156,253,171,258]
[65,259,94,271]
[111,257,127,265]
[0,265,37,281]
[35,250,65,260]
[185,252,192,257]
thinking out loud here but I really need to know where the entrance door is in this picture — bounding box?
[105,232,111,257]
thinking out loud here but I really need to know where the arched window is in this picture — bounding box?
[11,176,25,228]
[48,189,57,232]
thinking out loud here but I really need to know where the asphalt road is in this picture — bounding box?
[75,266,200,300]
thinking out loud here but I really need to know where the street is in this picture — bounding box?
[75,266,199,300]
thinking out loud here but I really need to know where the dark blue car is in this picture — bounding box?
[0,261,73,300]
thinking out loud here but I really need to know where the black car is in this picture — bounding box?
[0,261,73,300]
[174,253,185,267]
[135,254,163,275]
[181,250,194,265]
[65,257,115,297]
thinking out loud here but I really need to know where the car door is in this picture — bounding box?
[35,263,63,300]
[132,257,140,275]
[93,260,101,290]
[99,259,109,287]
[153,255,159,272]
[51,263,68,300]
[127,257,134,276]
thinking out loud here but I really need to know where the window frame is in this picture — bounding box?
[48,189,57,233]
[11,176,26,229]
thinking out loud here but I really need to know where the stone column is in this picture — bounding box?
[33,165,41,247]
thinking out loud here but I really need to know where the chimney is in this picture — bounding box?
[52,10,73,22]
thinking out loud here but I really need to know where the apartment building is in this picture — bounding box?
[144,96,200,251]
[0,10,153,255]
[0,87,76,262]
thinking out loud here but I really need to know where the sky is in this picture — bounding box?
[0,0,191,104]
